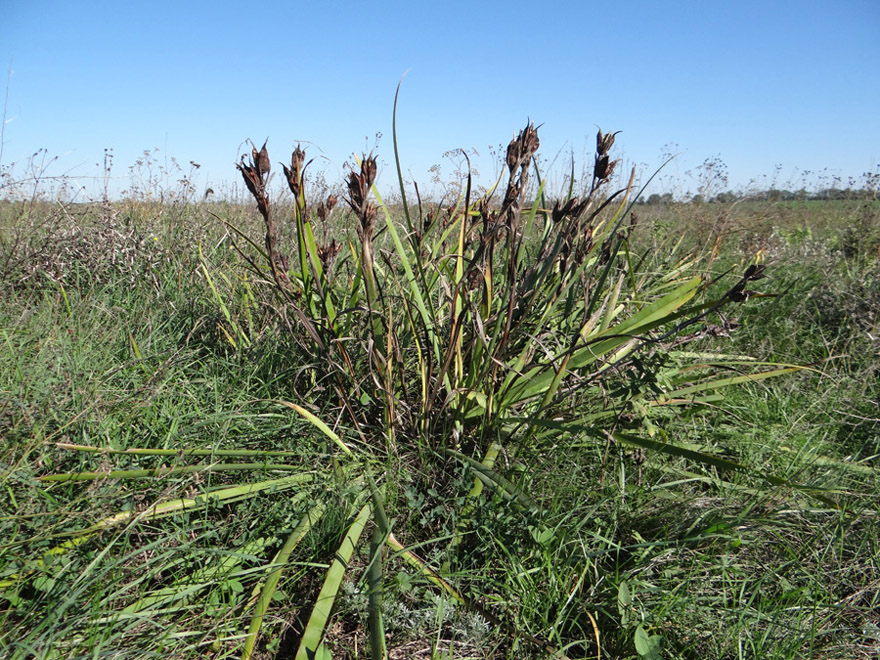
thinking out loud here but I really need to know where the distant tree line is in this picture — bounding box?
[637,188,879,205]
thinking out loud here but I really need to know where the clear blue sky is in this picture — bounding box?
[1,0,878,200]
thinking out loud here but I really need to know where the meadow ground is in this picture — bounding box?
[1,150,878,660]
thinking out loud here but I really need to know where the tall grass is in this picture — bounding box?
[1,96,878,659]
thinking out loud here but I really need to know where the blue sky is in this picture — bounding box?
[1,0,878,200]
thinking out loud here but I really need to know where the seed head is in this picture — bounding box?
[257,138,270,178]
[505,122,541,173]
[743,264,766,281]
[552,197,577,223]
[506,139,521,173]
[282,145,308,200]
[317,239,342,270]
[596,129,620,156]
[237,147,270,217]
[316,195,339,224]
[521,123,540,163]
[346,153,378,216]
[238,153,259,198]
[594,154,620,183]
[357,202,377,241]
[361,153,378,190]
[346,154,379,241]
[593,128,621,183]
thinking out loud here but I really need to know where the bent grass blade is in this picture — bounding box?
[275,399,355,457]
[295,500,372,660]
[241,500,328,660]
[0,473,315,590]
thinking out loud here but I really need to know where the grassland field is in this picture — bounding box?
[1,160,879,660]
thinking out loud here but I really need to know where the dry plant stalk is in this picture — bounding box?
[345,154,380,302]
[237,140,285,280]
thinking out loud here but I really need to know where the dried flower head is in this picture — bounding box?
[594,128,621,184]
[238,154,259,198]
[358,202,378,241]
[729,265,769,302]
[505,122,541,174]
[237,144,270,217]
[521,123,540,163]
[256,138,270,178]
[594,154,620,183]
[346,153,378,219]
[596,129,620,156]
[506,138,522,173]
[317,239,342,270]
[317,194,339,225]
[362,155,378,190]
[282,145,308,201]
[552,197,580,223]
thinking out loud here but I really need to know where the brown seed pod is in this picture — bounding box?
[257,138,270,178]
[596,128,620,156]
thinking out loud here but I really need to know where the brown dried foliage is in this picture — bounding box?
[346,154,379,241]
[238,140,347,292]
[237,141,283,284]
[594,128,622,185]
[282,145,309,206]
[254,138,270,178]
[316,194,338,225]
[500,123,541,229]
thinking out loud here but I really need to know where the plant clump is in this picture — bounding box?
[221,105,805,656]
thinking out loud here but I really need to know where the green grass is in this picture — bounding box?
[1,125,878,660]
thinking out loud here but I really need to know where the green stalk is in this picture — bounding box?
[367,484,390,660]
[54,442,305,458]
[295,500,372,660]
[38,463,303,482]
[241,500,327,660]
[0,473,316,590]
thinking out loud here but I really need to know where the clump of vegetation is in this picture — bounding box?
[1,91,878,660]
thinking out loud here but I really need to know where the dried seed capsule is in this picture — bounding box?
[257,138,270,178]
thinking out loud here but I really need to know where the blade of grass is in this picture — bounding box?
[241,500,327,660]
[367,483,389,660]
[0,473,316,590]
[38,463,305,482]
[53,443,306,458]
[275,400,354,457]
[295,499,372,660]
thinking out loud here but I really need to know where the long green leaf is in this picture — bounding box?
[612,432,840,508]
[442,448,538,512]
[500,276,703,406]
[125,536,274,616]
[649,365,805,403]
[0,473,315,590]
[391,72,415,239]
[372,187,442,368]
[54,442,305,458]
[295,500,372,660]
[242,500,327,660]
[276,400,354,457]
[39,463,303,482]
